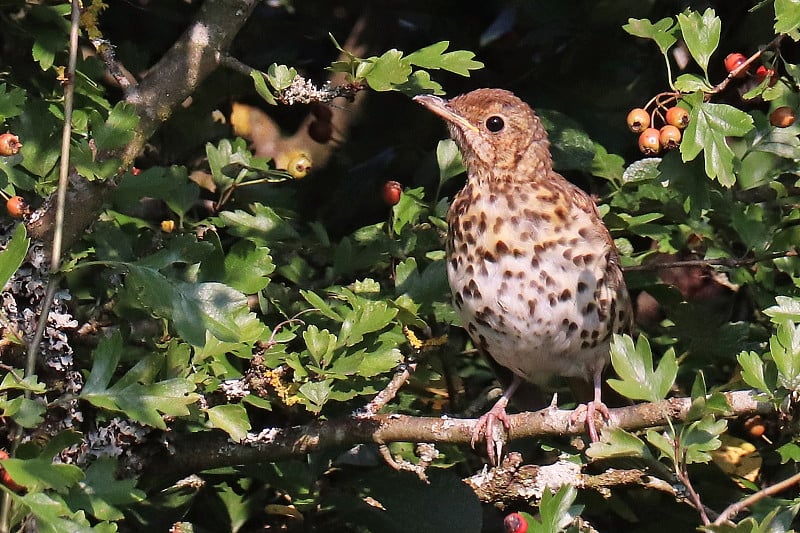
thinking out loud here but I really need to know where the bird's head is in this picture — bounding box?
[414,88,552,181]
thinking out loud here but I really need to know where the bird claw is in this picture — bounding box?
[471,399,512,464]
[570,400,610,442]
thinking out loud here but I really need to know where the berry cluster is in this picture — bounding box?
[626,98,689,155]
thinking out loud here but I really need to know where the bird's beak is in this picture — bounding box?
[413,94,480,133]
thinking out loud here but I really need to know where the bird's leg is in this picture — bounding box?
[570,367,610,442]
[472,375,522,464]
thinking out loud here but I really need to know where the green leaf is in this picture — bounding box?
[680,92,754,186]
[764,295,800,322]
[300,290,342,322]
[0,223,29,289]
[298,380,332,413]
[0,372,46,394]
[207,403,251,442]
[266,63,297,91]
[250,71,276,105]
[770,320,800,391]
[80,333,198,428]
[92,102,138,152]
[775,0,800,36]
[608,334,677,403]
[0,83,27,120]
[2,457,83,493]
[435,139,465,186]
[219,203,300,242]
[586,428,653,460]
[623,17,677,54]
[64,458,145,521]
[529,485,580,533]
[392,186,428,234]
[676,8,720,76]
[303,325,337,366]
[405,41,484,76]
[364,50,412,91]
[680,415,726,464]
[673,73,713,92]
[221,240,275,294]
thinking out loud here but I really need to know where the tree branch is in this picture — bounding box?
[138,389,771,489]
[27,0,259,255]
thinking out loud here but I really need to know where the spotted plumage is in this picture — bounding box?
[414,89,632,458]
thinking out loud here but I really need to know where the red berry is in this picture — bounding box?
[131,166,142,176]
[504,512,528,533]
[770,106,796,128]
[0,450,23,492]
[665,106,690,129]
[626,108,650,133]
[638,128,661,155]
[6,196,28,218]
[0,133,21,156]
[755,65,777,86]
[381,180,402,206]
[659,125,682,150]
[724,53,747,78]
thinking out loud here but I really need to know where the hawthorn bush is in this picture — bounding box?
[1,1,800,532]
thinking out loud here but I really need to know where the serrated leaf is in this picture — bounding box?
[623,17,677,54]
[364,50,412,91]
[608,334,677,403]
[646,429,676,463]
[673,73,713,92]
[298,380,332,413]
[219,203,300,242]
[764,295,800,322]
[680,92,754,186]
[266,63,297,91]
[676,8,720,75]
[681,416,726,464]
[2,457,83,493]
[207,403,251,442]
[405,41,484,76]
[303,325,337,366]
[586,427,653,460]
[775,0,800,36]
[221,240,274,293]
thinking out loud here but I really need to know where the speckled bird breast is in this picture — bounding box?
[446,177,629,386]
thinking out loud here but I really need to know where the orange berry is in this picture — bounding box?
[638,128,661,155]
[755,65,777,87]
[626,108,650,133]
[665,106,690,129]
[744,415,766,438]
[6,196,28,218]
[381,181,402,206]
[659,125,682,150]
[0,133,21,156]
[0,450,23,492]
[770,106,797,128]
[724,53,747,78]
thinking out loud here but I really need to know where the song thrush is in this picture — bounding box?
[414,89,632,459]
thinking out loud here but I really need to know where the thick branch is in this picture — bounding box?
[28,0,259,253]
[139,390,770,489]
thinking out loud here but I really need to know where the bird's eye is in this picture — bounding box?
[485,115,505,132]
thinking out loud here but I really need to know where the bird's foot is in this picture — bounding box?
[570,399,610,442]
[471,397,512,464]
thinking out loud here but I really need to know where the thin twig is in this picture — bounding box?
[707,34,786,95]
[714,470,800,525]
[360,360,417,416]
[219,54,258,77]
[0,4,80,529]
[674,444,711,526]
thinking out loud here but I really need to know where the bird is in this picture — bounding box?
[413,89,633,461]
